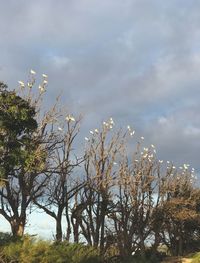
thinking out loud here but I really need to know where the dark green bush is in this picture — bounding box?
[0,232,16,246]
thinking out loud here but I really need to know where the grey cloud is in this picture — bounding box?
[1,0,200,172]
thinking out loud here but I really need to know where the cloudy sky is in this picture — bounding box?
[1,0,200,237]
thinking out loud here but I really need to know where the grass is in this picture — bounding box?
[190,252,200,263]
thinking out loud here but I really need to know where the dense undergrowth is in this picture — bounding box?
[0,233,166,263]
[0,234,102,263]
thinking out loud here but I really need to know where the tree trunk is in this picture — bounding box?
[65,206,71,241]
[72,218,79,243]
[139,234,146,259]
[56,213,62,241]
[178,232,183,256]
[100,200,107,254]
[152,231,161,255]
[10,219,25,237]
[100,225,105,254]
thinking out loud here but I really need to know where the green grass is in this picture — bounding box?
[190,252,200,263]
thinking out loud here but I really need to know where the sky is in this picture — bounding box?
[1,0,200,238]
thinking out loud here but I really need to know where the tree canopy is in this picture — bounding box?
[0,82,37,181]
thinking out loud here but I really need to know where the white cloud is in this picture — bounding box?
[184,126,200,137]
[48,55,70,69]
[158,117,168,125]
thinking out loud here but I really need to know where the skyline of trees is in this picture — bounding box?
[0,73,199,258]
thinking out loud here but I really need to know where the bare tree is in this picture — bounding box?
[71,119,125,253]
[34,115,84,241]
[108,142,160,258]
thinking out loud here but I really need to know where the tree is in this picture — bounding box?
[33,115,84,241]
[0,82,39,236]
[154,165,200,256]
[71,119,124,253]
[108,142,160,258]
[0,76,58,237]
[0,82,37,181]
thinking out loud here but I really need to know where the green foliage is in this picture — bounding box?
[191,252,200,263]
[0,83,37,134]
[0,236,102,263]
[19,238,50,263]
[0,82,38,180]
[46,242,102,263]
[1,240,22,262]
[0,232,19,246]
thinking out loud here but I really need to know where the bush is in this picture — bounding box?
[191,252,200,263]
[0,236,102,263]
[45,242,102,263]
[0,232,17,246]
[1,240,22,262]
[0,235,168,263]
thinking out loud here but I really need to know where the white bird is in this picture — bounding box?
[38,85,45,93]
[66,115,75,122]
[18,81,25,87]
[30,69,36,75]
[110,117,114,124]
[130,131,135,136]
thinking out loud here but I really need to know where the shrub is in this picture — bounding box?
[45,242,102,263]
[1,240,22,262]
[191,252,200,263]
[0,237,102,263]
[0,232,17,246]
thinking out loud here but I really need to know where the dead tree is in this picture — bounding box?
[108,142,160,258]
[34,115,84,241]
[71,118,125,253]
